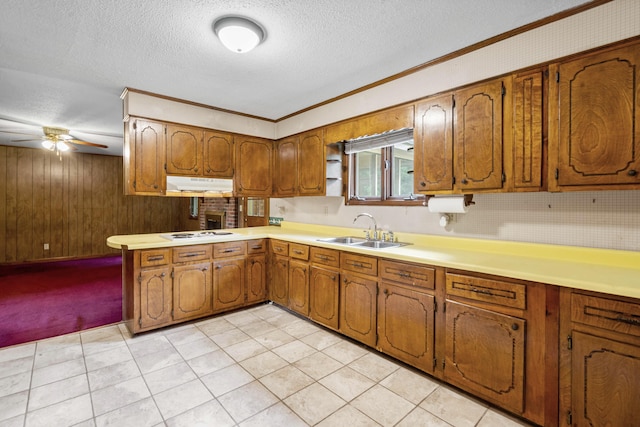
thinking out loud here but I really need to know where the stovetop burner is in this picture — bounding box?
[171,233,196,239]
[160,231,235,241]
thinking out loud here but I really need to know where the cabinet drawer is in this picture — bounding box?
[380,259,435,290]
[140,248,171,267]
[341,252,378,276]
[247,239,266,254]
[172,245,212,263]
[446,273,526,309]
[213,241,247,258]
[270,240,289,256]
[310,247,340,268]
[289,243,309,260]
[572,293,640,338]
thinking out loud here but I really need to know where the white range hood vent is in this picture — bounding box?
[166,176,233,195]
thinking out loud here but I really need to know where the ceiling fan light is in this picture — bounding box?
[42,140,55,150]
[56,141,70,152]
[213,16,264,53]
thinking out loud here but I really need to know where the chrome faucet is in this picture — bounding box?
[353,213,379,240]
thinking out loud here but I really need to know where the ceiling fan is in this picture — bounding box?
[10,126,109,153]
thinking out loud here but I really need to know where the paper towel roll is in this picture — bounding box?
[427,196,469,213]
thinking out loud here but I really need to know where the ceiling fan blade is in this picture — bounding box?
[68,139,109,149]
[0,130,42,136]
[12,138,44,142]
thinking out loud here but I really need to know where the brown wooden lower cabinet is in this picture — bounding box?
[212,257,245,312]
[270,255,289,305]
[246,254,267,303]
[173,261,213,321]
[288,259,309,315]
[559,289,640,427]
[339,272,378,347]
[309,265,340,330]
[378,281,436,374]
[138,265,172,330]
[444,300,525,413]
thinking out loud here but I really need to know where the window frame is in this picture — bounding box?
[345,145,425,206]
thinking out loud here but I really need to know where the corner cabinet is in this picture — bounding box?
[559,289,640,426]
[549,41,640,191]
[124,118,166,195]
[235,136,273,196]
[273,129,325,197]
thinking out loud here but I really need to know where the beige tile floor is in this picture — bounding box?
[0,304,534,426]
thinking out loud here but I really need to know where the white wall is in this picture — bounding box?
[271,191,640,251]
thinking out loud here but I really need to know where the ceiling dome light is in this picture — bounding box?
[213,16,264,53]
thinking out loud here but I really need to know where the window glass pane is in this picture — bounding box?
[355,149,381,197]
[391,143,414,197]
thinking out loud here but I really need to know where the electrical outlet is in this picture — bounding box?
[44,243,49,250]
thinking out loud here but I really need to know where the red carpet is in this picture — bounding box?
[0,255,122,348]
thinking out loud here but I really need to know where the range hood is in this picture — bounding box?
[166,176,234,197]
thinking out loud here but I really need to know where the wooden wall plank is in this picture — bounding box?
[0,146,187,263]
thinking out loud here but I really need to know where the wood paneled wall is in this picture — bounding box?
[0,146,185,263]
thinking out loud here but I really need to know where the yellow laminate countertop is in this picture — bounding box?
[107,221,640,300]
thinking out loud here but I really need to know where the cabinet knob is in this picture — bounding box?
[461,178,468,185]
[202,267,208,271]
[331,276,336,281]
[383,289,389,295]
[628,169,638,176]
[511,323,519,331]
[160,272,166,277]
[216,265,222,269]
[420,181,426,187]
[343,278,348,283]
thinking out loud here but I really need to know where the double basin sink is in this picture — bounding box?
[317,236,409,250]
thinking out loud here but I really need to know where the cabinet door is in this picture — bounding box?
[270,255,289,306]
[445,300,525,413]
[235,137,273,196]
[203,131,234,177]
[572,331,640,427]
[132,119,165,194]
[378,282,435,373]
[414,94,454,192]
[309,266,340,330]
[173,262,212,321]
[246,254,267,304]
[273,136,298,197]
[454,79,506,191]
[213,258,245,311]
[550,44,640,189]
[298,130,325,195]
[513,70,543,190]
[166,124,203,175]
[288,260,309,316]
[340,273,377,347]
[138,266,172,330]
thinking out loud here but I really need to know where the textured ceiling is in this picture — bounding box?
[0,0,591,155]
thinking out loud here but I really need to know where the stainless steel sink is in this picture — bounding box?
[318,236,367,245]
[353,240,406,249]
[317,236,409,250]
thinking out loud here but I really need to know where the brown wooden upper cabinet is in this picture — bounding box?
[454,77,510,192]
[414,77,512,194]
[274,129,325,197]
[548,41,640,191]
[166,125,234,178]
[204,130,234,178]
[512,69,544,191]
[235,136,273,196]
[166,124,203,175]
[124,118,166,195]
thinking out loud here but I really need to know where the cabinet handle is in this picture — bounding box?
[181,252,202,258]
[251,245,263,250]
[398,272,411,278]
[317,255,329,261]
[222,249,237,253]
[511,323,519,331]
[147,256,164,262]
[470,287,494,296]
[293,250,303,254]
[275,247,283,252]
[616,314,640,326]
[628,170,638,177]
